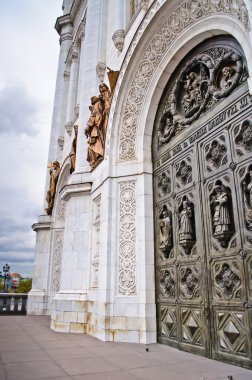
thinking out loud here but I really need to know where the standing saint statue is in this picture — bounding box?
[85,96,104,170]
[45,161,61,215]
[85,83,112,170]
[159,206,172,257]
[99,83,112,137]
[179,200,194,242]
[69,125,78,174]
[211,184,233,246]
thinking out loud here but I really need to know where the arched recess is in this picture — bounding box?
[105,0,251,169]
[49,161,70,298]
[105,0,252,366]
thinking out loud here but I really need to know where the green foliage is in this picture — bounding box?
[17,279,32,294]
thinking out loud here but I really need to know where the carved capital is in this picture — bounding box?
[65,122,73,136]
[96,61,106,83]
[112,29,125,52]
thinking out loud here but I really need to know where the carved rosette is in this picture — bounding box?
[51,230,63,293]
[214,261,241,300]
[160,268,175,299]
[118,182,137,295]
[117,0,248,161]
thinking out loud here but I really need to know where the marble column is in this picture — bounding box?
[44,16,73,206]
[112,1,125,52]
[65,46,79,136]
[74,0,108,175]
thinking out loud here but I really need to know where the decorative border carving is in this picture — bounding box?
[51,230,63,293]
[118,182,137,295]
[104,0,249,161]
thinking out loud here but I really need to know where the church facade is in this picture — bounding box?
[28,0,252,368]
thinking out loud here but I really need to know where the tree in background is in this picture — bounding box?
[17,279,32,293]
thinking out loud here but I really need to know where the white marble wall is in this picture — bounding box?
[30,0,252,343]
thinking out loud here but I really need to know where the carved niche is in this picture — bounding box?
[210,182,234,247]
[159,205,173,258]
[157,45,246,148]
[178,197,196,255]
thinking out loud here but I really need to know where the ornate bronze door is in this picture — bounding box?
[153,37,252,368]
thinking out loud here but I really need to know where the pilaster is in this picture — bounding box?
[65,46,79,136]
[27,215,52,315]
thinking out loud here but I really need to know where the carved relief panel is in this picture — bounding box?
[90,195,101,288]
[154,37,251,366]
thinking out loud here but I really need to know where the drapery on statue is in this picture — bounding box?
[45,161,61,215]
[85,83,112,170]
[69,125,78,174]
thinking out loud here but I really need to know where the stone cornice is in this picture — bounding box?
[60,182,92,201]
[55,14,72,35]
[32,215,51,231]
[55,0,83,35]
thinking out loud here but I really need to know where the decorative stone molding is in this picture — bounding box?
[57,136,64,151]
[103,0,249,161]
[65,121,73,136]
[96,61,106,82]
[118,182,137,295]
[91,195,101,288]
[51,230,63,293]
[112,29,125,52]
[140,0,149,11]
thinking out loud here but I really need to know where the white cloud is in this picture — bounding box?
[0,0,62,277]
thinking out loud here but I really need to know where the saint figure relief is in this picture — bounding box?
[179,201,194,242]
[158,111,176,146]
[159,206,172,257]
[182,72,202,113]
[85,96,104,170]
[85,83,112,170]
[69,125,78,174]
[45,161,61,215]
[211,184,233,245]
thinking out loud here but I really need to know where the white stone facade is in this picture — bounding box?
[28,0,252,354]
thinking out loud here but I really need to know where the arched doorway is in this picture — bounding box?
[153,36,252,368]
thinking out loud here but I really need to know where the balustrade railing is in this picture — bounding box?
[0,293,27,315]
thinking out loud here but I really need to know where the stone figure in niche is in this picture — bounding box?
[85,83,112,170]
[158,112,175,145]
[85,96,104,170]
[241,170,252,229]
[221,66,235,89]
[210,184,233,246]
[69,125,78,174]
[159,205,173,258]
[45,161,61,215]
[178,200,195,254]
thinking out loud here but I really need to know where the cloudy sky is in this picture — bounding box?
[0,1,62,277]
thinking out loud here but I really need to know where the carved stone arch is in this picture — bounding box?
[105,0,251,166]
